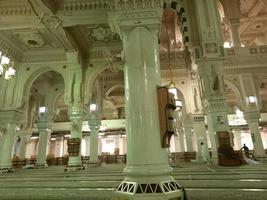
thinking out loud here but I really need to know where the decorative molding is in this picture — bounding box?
[14,31,45,48]
[109,0,163,10]
[0,39,23,61]
[22,53,67,63]
[89,49,121,59]
[0,6,32,16]
[88,24,120,43]
[120,9,160,19]
[62,0,111,14]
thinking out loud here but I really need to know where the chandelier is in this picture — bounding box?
[0,51,16,80]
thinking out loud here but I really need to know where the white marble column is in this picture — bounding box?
[192,115,209,162]
[206,114,219,163]
[36,121,50,167]
[245,111,266,158]
[184,122,193,152]
[108,7,181,199]
[0,123,16,172]
[17,130,31,160]
[114,135,120,154]
[233,128,242,150]
[173,134,180,152]
[84,135,90,157]
[55,136,64,158]
[229,18,241,47]
[177,128,185,152]
[89,119,100,163]
[66,106,84,171]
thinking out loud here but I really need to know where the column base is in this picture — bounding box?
[0,166,14,173]
[87,160,101,167]
[253,155,267,162]
[115,176,184,200]
[35,163,48,168]
[65,164,85,172]
[191,158,208,163]
[209,157,219,165]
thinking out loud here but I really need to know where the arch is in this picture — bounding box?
[84,63,123,105]
[257,76,267,92]
[51,89,65,117]
[257,77,267,112]
[218,0,225,22]
[19,66,66,109]
[161,81,187,113]
[224,79,242,108]
[105,84,124,97]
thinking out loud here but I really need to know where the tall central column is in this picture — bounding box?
[108,6,182,199]
[89,119,100,164]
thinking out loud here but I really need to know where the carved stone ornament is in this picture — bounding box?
[39,13,63,29]
[14,32,45,48]
[205,43,218,54]
[88,24,120,43]
[110,0,163,10]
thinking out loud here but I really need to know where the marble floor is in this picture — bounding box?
[0,162,267,200]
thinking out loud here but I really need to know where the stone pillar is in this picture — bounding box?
[66,106,84,171]
[89,119,100,164]
[192,115,209,162]
[0,123,16,172]
[177,128,185,152]
[193,0,231,164]
[108,6,182,199]
[114,134,120,154]
[36,120,50,167]
[245,111,266,158]
[183,115,193,152]
[55,136,64,158]
[173,134,180,152]
[229,18,241,47]
[17,130,31,160]
[84,135,90,157]
[98,137,102,155]
[233,128,242,150]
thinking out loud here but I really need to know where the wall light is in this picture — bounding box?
[248,96,256,103]
[39,106,46,114]
[90,104,97,112]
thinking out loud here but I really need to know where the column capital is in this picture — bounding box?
[68,106,84,121]
[107,7,163,38]
[229,18,240,26]
[17,129,32,138]
[36,120,50,132]
[88,119,101,129]
[183,113,193,128]
[66,51,80,67]
[192,114,205,123]
[0,110,24,125]
[109,0,163,10]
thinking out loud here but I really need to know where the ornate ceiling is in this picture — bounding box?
[0,0,267,119]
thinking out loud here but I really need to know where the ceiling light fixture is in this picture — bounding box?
[163,9,183,111]
[0,51,16,80]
